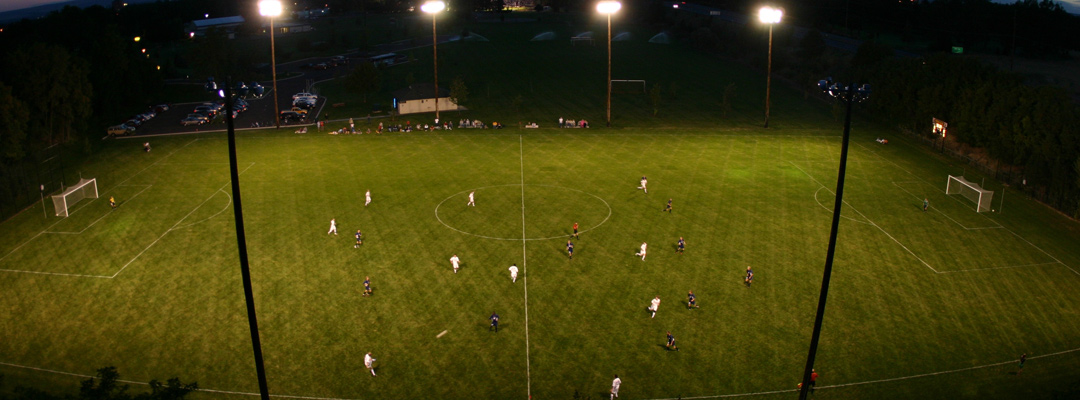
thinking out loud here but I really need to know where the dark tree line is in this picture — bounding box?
[3,366,196,400]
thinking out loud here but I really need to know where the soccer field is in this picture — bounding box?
[2,128,1079,399]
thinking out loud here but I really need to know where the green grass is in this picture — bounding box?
[3,14,1080,400]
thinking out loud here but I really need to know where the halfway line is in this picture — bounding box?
[519,135,532,399]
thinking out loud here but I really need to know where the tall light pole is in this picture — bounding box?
[259,0,282,129]
[422,1,445,123]
[759,6,782,128]
[597,1,621,127]
[798,78,870,400]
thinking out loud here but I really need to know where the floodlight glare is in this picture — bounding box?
[597,1,621,14]
[421,1,445,13]
[758,6,782,24]
[259,0,283,17]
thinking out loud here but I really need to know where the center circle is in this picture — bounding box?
[435,184,612,241]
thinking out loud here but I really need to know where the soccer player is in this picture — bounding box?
[923,198,929,212]
[450,254,461,274]
[489,311,500,332]
[810,369,818,393]
[677,237,685,254]
[649,296,661,318]
[638,176,648,193]
[354,230,363,248]
[664,198,672,213]
[610,375,621,399]
[109,196,117,209]
[572,222,579,238]
[687,290,698,309]
[666,331,678,351]
[143,142,151,152]
[363,276,372,296]
[567,240,575,260]
[328,218,337,235]
[635,242,647,260]
[467,191,475,207]
[364,352,376,376]
[1018,353,1027,375]
[365,190,372,207]
[745,266,754,287]
[509,264,519,283]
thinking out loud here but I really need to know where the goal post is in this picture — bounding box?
[946,175,993,212]
[51,178,99,217]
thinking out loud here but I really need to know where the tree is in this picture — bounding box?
[0,83,30,161]
[345,62,380,103]
[649,83,662,116]
[3,43,93,146]
[11,366,196,400]
[449,76,469,106]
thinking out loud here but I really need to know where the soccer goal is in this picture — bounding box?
[51,178,98,217]
[946,175,993,212]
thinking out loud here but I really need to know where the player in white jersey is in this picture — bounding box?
[509,264,519,282]
[649,296,661,318]
[467,191,475,206]
[365,190,371,206]
[638,176,648,193]
[327,218,337,235]
[611,375,621,399]
[635,242,647,260]
[363,352,376,376]
[450,254,460,273]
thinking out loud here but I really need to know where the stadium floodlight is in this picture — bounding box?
[799,78,871,400]
[422,1,445,121]
[759,6,782,128]
[206,77,270,400]
[597,1,621,127]
[259,0,283,129]
[51,178,98,217]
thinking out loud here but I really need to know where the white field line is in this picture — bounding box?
[641,347,1080,400]
[46,185,154,234]
[787,161,871,226]
[519,135,532,399]
[1005,229,1080,277]
[172,190,234,231]
[434,184,611,241]
[890,181,1002,230]
[111,162,253,279]
[937,261,1062,274]
[788,161,938,273]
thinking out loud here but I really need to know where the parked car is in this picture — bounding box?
[280,111,305,122]
[293,99,316,109]
[181,117,207,126]
[292,92,316,100]
[152,104,170,113]
[330,55,348,65]
[125,118,143,127]
[186,113,210,122]
[193,105,217,117]
[107,124,135,136]
[313,63,328,70]
[290,107,309,115]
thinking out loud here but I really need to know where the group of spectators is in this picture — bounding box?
[558,118,589,128]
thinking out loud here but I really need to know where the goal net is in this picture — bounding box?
[945,175,993,212]
[51,178,98,217]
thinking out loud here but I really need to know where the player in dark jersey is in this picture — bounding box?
[354,230,363,248]
[567,240,575,259]
[664,198,673,213]
[363,276,372,296]
[666,331,678,351]
[745,266,754,287]
[677,237,685,254]
[687,290,698,309]
[489,312,500,332]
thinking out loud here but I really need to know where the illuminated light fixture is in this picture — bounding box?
[421,1,445,13]
[258,0,283,17]
[758,6,782,23]
[133,36,141,42]
[596,1,621,14]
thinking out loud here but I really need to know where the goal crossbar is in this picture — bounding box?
[51,178,99,217]
[946,175,993,212]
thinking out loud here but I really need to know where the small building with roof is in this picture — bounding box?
[393,83,459,115]
[186,16,246,38]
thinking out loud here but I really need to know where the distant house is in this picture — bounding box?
[393,83,459,116]
[186,16,246,38]
[259,20,315,35]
